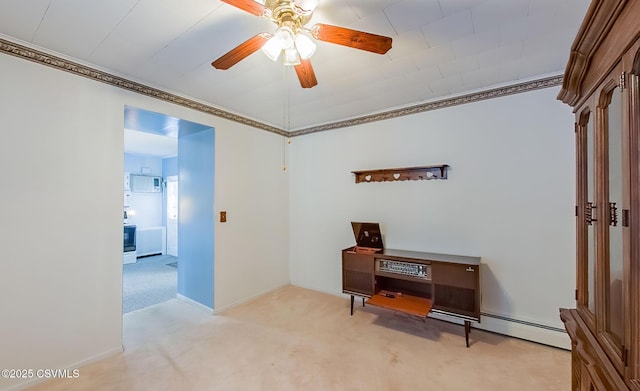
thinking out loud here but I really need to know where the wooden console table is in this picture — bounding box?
[342,247,481,347]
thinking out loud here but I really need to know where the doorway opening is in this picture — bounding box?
[166,175,178,257]
[122,105,215,317]
[123,125,178,313]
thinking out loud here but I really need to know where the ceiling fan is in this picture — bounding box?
[211,0,393,88]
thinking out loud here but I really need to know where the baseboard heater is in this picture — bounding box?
[136,226,166,257]
[480,312,566,333]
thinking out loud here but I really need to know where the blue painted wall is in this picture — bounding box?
[124,153,163,176]
[177,128,215,309]
[162,156,178,177]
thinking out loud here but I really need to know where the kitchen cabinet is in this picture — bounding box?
[124,172,130,191]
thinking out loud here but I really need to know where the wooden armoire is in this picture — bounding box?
[558,1,640,390]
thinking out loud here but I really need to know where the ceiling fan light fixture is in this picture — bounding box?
[294,33,316,59]
[283,47,301,66]
[262,26,297,62]
[212,0,393,88]
[261,35,282,61]
[274,26,294,49]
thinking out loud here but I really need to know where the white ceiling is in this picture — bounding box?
[0,0,590,132]
[124,128,177,158]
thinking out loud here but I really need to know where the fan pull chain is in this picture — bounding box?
[282,66,290,171]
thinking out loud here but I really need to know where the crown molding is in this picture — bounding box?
[0,37,287,136]
[557,0,628,106]
[289,75,563,137]
[1,36,562,139]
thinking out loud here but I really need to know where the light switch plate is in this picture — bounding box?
[220,211,227,222]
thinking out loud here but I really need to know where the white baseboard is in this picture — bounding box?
[290,283,344,299]
[1,346,123,391]
[473,313,570,350]
[213,282,290,314]
[176,293,214,314]
[176,282,291,315]
[314,287,571,350]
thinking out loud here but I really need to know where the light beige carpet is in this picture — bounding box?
[29,285,570,390]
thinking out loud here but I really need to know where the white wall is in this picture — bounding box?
[213,126,290,312]
[0,50,289,390]
[0,55,123,391]
[289,86,576,347]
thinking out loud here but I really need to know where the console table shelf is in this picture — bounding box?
[342,247,481,347]
[367,291,433,318]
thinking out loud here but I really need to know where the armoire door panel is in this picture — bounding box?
[586,113,597,317]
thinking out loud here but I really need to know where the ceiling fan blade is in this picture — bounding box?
[220,0,268,16]
[311,23,392,54]
[294,59,318,88]
[212,33,270,70]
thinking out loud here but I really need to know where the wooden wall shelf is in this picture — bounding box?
[352,165,449,183]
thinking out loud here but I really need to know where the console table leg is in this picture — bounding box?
[362,297,365,307]
[465,320,471,348]
[350,295,355,316]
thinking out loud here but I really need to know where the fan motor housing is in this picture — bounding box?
[265,0,312,28]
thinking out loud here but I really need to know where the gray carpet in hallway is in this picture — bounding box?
[123,254,177,313]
